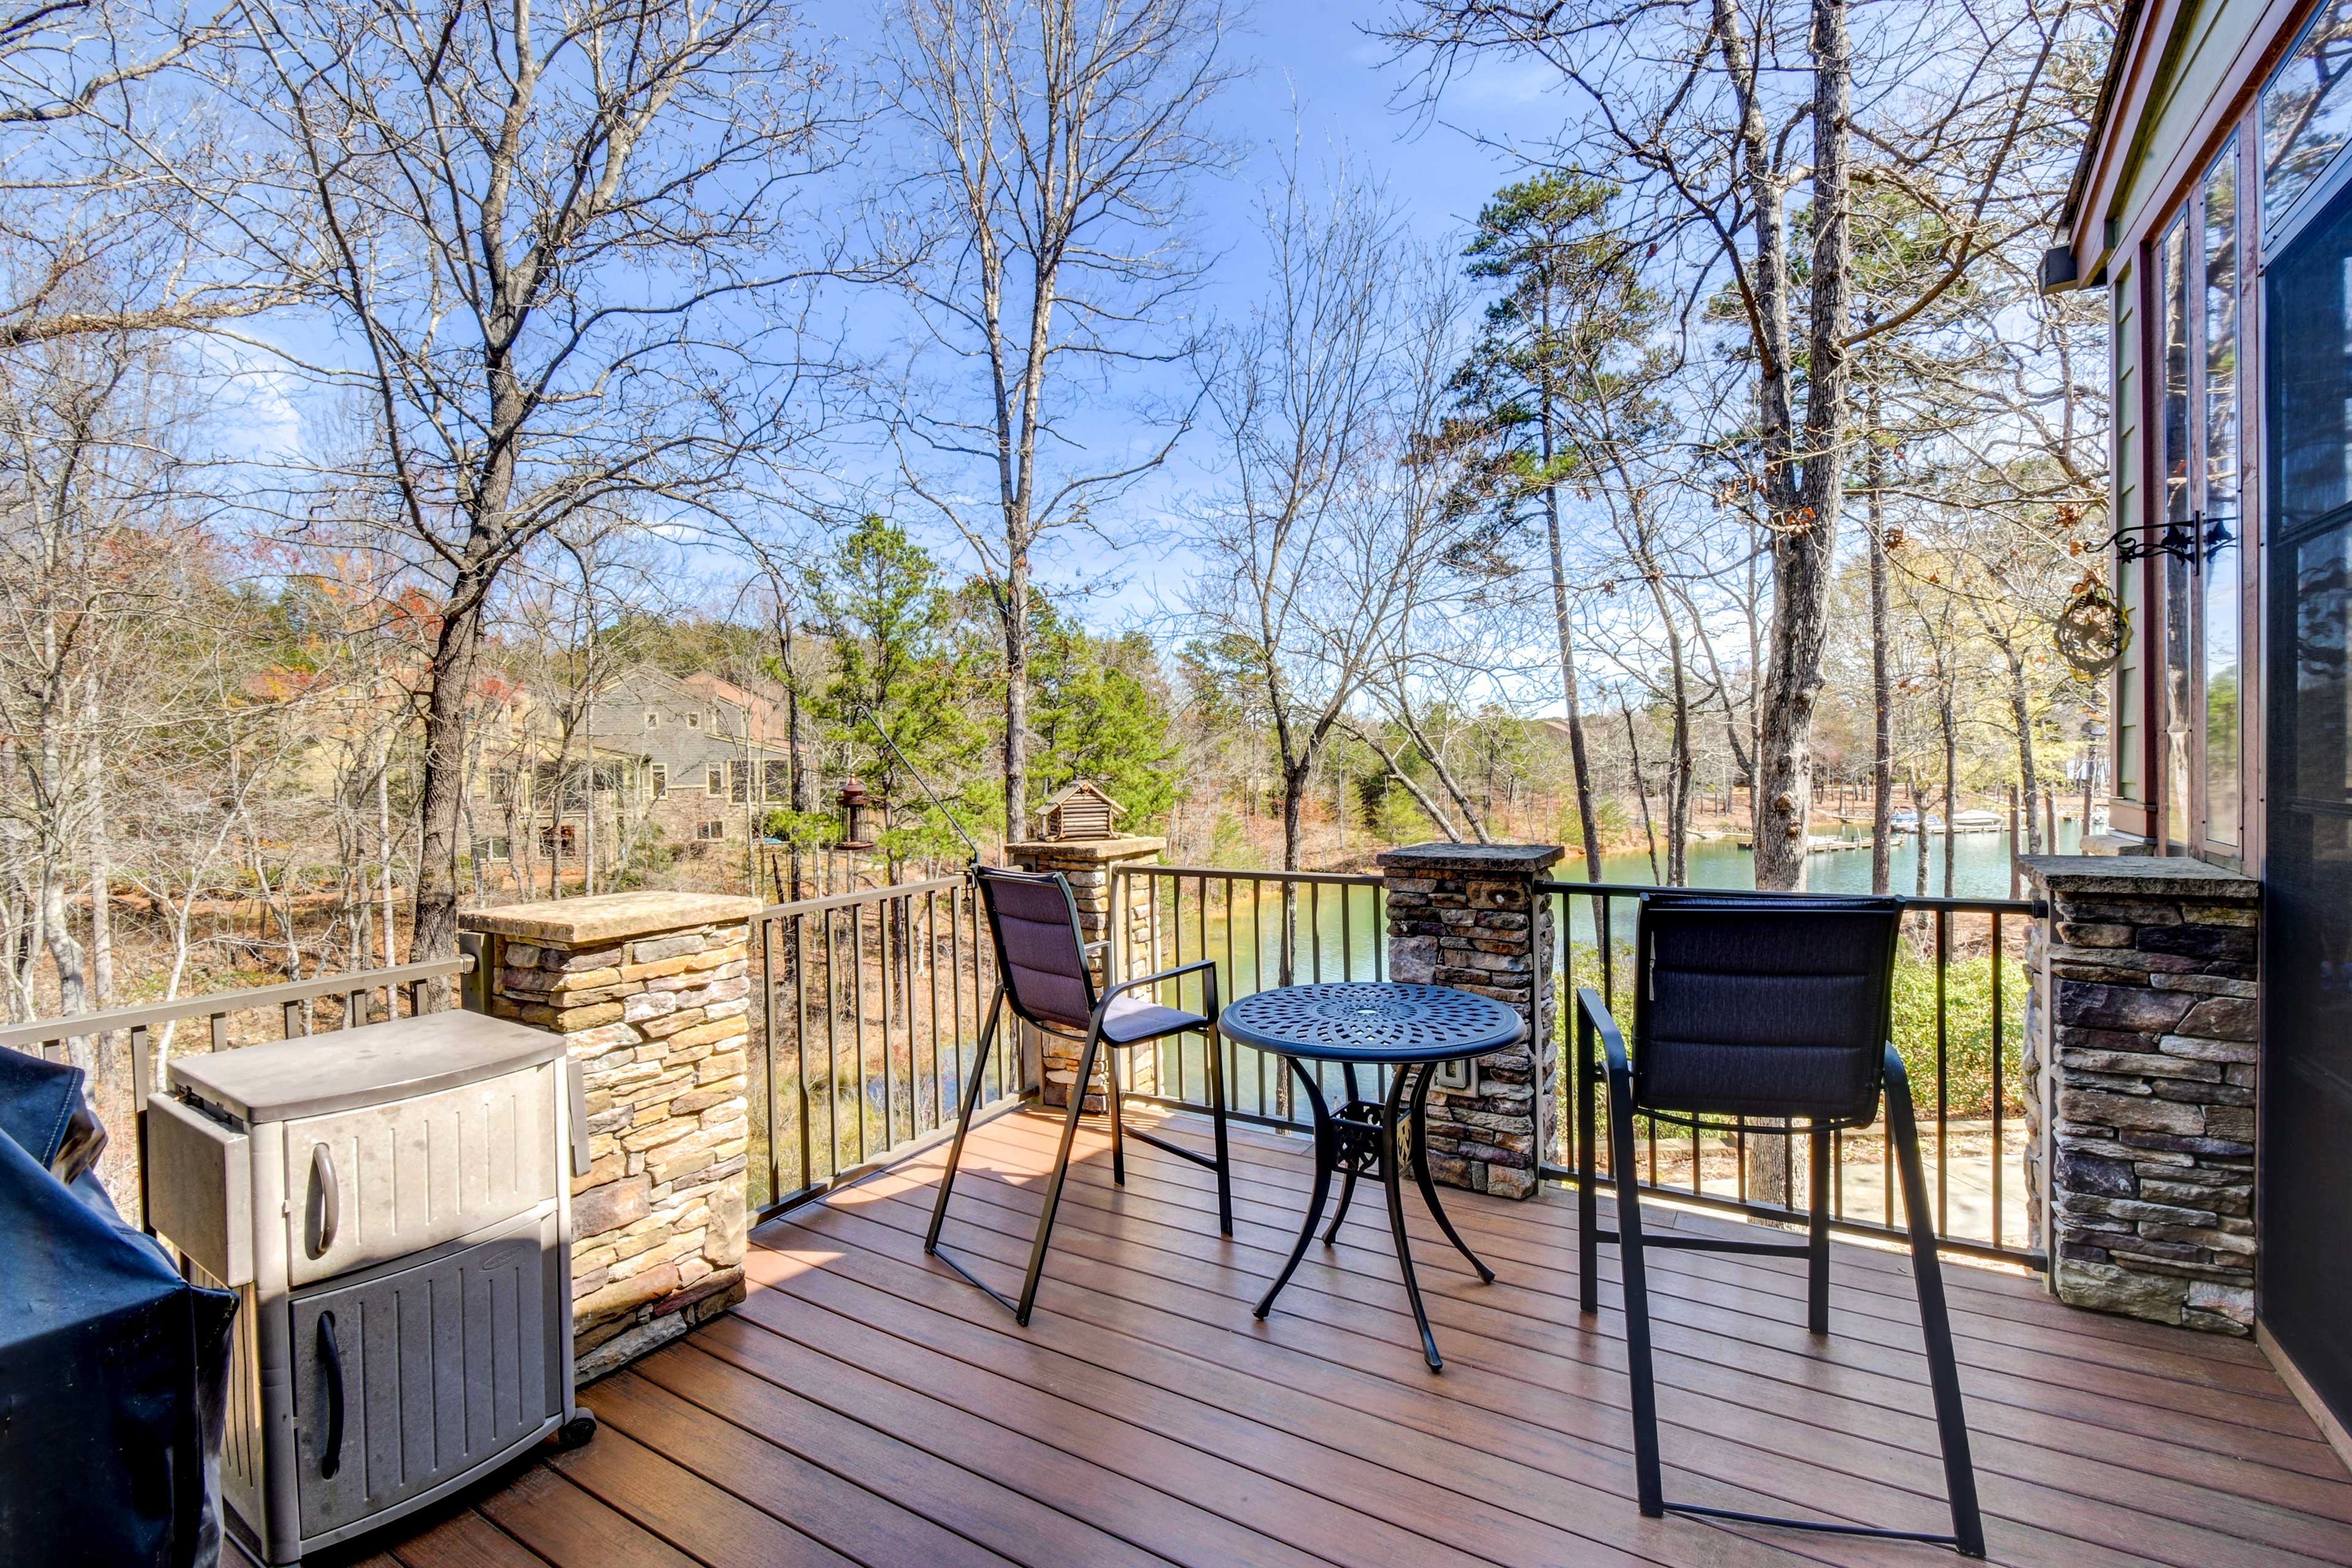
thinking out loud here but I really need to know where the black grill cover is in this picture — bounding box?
[0,1046,236,1567]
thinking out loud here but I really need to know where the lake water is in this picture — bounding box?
[1613,819,2083,900]
[1145,823,2072,994]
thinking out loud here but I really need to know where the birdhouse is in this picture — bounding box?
[836,776,875,850]
[1035,780,1125,842]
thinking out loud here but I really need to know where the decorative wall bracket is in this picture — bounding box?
[2104,513,2234,567]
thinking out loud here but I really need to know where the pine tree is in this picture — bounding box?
[1448,170,1658,883]
[808,515,982,861]
[1028,606,1177,831]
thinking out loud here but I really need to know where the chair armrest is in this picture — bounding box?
[1094,959,1221,1024]
[1577,986,1633,1084]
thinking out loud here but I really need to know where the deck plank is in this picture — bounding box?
[861,1132,2351,1568]
[356,1107,2352,1568]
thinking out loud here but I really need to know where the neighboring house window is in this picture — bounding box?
[696,819,725,841]
[644,711,659,729]
[488,768,515,801]
[477,836,511,862]
[763,760,788,802]
[649,763,668,800]
[706,764,723,795]
[728,760,750,802]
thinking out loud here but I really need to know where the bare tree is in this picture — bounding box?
[1387,0,2079,886]
[231,0,859,957]
[884,0,1234,838]
[1191,166,1488,974]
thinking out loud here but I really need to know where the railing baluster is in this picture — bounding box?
[795,912,812,1198]
[823,907,842,1182]
[1936,907,1950,1236]
[1991,910,2005,1250]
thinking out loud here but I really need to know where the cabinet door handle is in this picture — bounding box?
[309,1143,338,1257]
[317,1311,345,1480]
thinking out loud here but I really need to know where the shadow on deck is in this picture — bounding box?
[327,1106,2352,1568]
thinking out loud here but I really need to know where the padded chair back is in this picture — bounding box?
[1632,894,1901,1128]
[976,866,1097,1031]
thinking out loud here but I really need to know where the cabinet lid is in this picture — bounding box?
[168,1011,565,1123]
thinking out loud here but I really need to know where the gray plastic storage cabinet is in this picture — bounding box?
[144,1011,595,1564]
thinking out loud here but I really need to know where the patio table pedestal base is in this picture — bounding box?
[1253,1058,1498,1372]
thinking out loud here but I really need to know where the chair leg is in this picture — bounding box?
[1205,1026,1233,1237]
[1886,1046,1987,1558]
[1578,1006,1598,1316]
[1808,1125,1831,1335]
[1104,1044,1126,1188]
[925,987,1002,1256]
[1605,1041,1665,1518]
[1016,1024,1106,1327]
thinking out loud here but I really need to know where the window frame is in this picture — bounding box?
[2141,132,2253,864]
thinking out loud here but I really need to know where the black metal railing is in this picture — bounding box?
[750,876,1015,1217]
[750,860,2041,1267]
[1539,880,2040,1266]
[1109,864,1392,1131]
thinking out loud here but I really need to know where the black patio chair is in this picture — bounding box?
[1575,894,1985,1557]
[925,865,1231,1325]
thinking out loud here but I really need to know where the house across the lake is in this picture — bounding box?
[2048,0,2352,1461]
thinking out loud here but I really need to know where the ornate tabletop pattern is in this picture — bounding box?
[1219,982,1522,1063]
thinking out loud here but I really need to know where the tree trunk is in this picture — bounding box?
[412,586,488,963]
[376,735,399,966]
[1003,552,1030,847]
[1749,0,1853,892]
[1941,688,1959,899]
[2005,646,2041,856]
[1911,767,1930,896]
[1540,352,1604,881]
[1868,402,1893,895]
[1624,706,1660,883]
[1280,764,1310,989]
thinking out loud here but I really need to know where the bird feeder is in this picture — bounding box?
[1034,780,1125,842]
[837,776,875,850]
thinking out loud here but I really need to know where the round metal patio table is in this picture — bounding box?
[1219,981,1524,1371]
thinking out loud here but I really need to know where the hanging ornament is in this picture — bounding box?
[2054,575,2130,680]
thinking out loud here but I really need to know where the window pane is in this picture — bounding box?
[2292,524,2352,805]
[2264,0,2352,232]
[2204,152,2242,846]
[2161,218,2194,848]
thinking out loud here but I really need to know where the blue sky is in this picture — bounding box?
[208,2,1578,641]
[821,0,1575,631]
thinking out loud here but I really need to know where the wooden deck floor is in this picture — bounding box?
[336,1106,2352,1568]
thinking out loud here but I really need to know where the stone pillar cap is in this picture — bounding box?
[2018,854,2258,900]
[1003,835,1166,862]
[1376,842,1563,875]
[460,891,763,944]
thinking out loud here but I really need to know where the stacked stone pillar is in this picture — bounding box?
[460,891,761,1378]
[2019,856,2260,1334]
[1004,835,1166,1110]
[1378,843,1561,1199]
